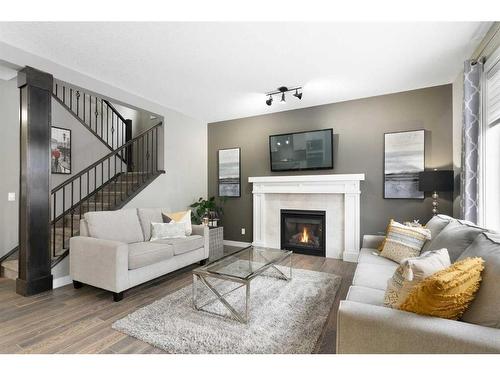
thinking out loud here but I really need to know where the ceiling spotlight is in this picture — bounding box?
[293,89,303,100]
[264,85,303,106]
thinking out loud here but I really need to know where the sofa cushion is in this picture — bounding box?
[85,209,144,244]
[152,234,204,256]
[346,286,385,306]
[426,220,485,262]
[162,210,192,236]
[358,248,399,267]
[459,232,500,328]
[384,248,451,309]
[150,222,186,241]
[421,214,454,252]
[128,242,174,270]
[352,262,398,290]
[137,208,167,241]
[379,220,431,264]
[400,257,484,320]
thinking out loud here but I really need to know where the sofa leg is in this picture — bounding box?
[199,258,208,266]
[113,292,124,302]
[73,280,83,289]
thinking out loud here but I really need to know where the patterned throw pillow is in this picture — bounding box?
[399,257,484,320]
[379,220,432,263]
[161,210,192,236]
[384,248,451,309]
[150,222,186,241]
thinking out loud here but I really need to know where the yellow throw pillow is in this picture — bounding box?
[379,219,432,263]
[399,257,484,320]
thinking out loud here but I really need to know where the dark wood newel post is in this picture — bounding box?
[125,119,133,172]
[16,66,53,296]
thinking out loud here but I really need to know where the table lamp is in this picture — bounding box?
[418,169,454,215]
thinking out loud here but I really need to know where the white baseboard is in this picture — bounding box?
[223,240,251,248]
[53,275,72,289]
[342,250,359,263]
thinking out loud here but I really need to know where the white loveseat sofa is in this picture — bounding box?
[337,215,500,354]
[69,208,209,301]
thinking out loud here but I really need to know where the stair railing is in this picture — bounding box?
[53,79,129,153]
[50,122,162,260]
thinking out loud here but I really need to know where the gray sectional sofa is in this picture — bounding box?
[337,215,500,354]
[69,208,209,301]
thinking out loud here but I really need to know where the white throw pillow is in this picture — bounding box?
[162,210,192,236]
[384,248,451,309]
[150,222,187,241]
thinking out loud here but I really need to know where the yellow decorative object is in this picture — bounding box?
[399,257,484,320]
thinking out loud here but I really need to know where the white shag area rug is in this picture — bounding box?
[112,267,341,354]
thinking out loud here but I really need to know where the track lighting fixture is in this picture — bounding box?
[293,89,303,100]
[265,86,303,106]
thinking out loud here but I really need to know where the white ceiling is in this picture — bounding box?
[0,22,490,122]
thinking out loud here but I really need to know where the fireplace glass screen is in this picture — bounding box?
[281,209,326,257]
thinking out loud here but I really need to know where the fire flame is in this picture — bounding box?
[300,227,309,243]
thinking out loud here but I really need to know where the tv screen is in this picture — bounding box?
[269,129,333,171]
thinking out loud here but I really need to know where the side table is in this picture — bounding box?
[208,226,224,260]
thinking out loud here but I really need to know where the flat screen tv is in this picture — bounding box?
[269,128,333,172]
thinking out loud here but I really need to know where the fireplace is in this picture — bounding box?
[280,209,326,257]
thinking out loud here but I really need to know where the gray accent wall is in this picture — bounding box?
[208,84,453,244]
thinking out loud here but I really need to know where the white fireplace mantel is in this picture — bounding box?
[248,174,365,262]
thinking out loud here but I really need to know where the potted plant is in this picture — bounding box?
[189,196,225,226]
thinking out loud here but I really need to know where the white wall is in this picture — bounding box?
[0,41,208,270]
[0,78,19,257]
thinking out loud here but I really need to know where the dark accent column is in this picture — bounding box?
[16,66,53,296]
[125,119,133,172]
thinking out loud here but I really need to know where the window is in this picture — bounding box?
[481,46,500,230]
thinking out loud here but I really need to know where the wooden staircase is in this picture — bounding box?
[1,77,164,282]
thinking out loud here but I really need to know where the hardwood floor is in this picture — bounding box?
[0,249,356,354]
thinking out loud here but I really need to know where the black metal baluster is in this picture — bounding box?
[70,88,73,110]
[108,158,111,208]
[95,96,98,134]
[155,127,158,173]
[53,192,56,258]
[71,181,74,237]
[62,186,65,254]
[55,83,58,97]
[83,93,86,123]
[114,155,117,207]
[63,85,66,105]
[94,166,97,211]
[76,91,80,117]
[101,100,103,138]
[101,162,104,210]
[106,104,109,145]
[87,171,90,213]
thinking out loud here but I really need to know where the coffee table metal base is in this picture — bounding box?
[192,254,292,324]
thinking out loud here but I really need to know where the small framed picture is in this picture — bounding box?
[218,148,241,197]
[384,129,425,199]
[51,126,71,174]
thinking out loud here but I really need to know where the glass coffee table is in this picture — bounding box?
[192,246,293,323]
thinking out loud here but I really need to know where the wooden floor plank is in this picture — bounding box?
[0,250,355,354]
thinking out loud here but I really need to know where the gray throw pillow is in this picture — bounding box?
[421,215,454,252]
[426,220,484,262]
[459,232,500,328]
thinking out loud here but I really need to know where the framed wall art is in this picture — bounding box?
[218,147,241,197]
[384,129,425,199]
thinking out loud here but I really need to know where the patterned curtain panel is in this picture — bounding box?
[461,60,483,223]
